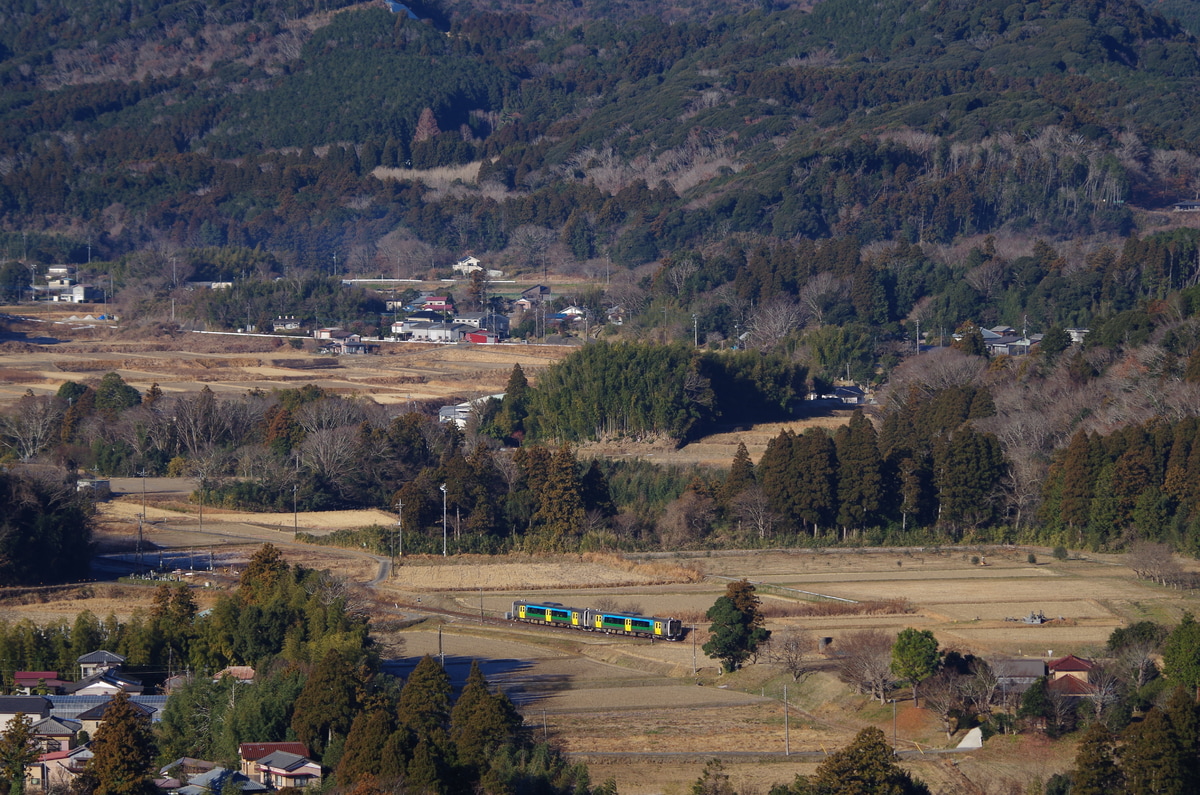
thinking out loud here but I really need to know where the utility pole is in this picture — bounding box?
[692,625,697,675]
[892,698,898,757]
[292,483,298,536]
[785,685,790,756]
[440,483,448,556]
[693,314,698,347]
[394,499,404,566]
[137,469,147,573]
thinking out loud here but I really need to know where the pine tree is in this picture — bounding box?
[1070,722,1123,795]
[449,661,521,769]
[412,108,440,144]
[793,429,838,535]
[84,692,157,795]
[530,445,585,551]
[890,629,939,707]
[291,649,359,760]
[241,544,288,605]
[1124,707,1188,795]
[720,442,755,507]
[397,655,452,744]
[142,382,163,407]
[723,580,765,631]
[835,410,883,533]
[702,581,770,673]
[405,738,445,795]
[1059,430,1095,537]
[809,726,930,795]
[579,460,617,518]
[337,708,396,786]
[1164,685,1200,789]
[1162,612,1200,696]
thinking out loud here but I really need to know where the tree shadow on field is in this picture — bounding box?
[381,655,567,706]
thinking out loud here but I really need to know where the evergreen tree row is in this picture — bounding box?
[0,545,371,690]
[520,342,806,444]
[1039,416,1200,553]
[753,406,1005,539]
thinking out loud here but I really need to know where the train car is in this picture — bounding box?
[586,609,683,641]
[511,600,586,628]
[510,600,683,641]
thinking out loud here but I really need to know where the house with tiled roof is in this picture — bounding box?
[67,670,143,697]
[30,717,80,752]
[1045,654,1097,697]
[25,744,91,792]
[212,666,256,684]
[255,750,322,789]
[177,766,269,795]
[0,696,51,728]
[14,672,69,695]
[239,742,310,782]
[75,698,153,736]
[991,659,1046,697]
[76,651,125,678]
[1048,654,1095,682]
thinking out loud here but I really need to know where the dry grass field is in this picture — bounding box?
[9,496,1200,793]
[0,311,571,406]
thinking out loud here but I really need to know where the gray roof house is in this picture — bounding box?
[76,651,125,678]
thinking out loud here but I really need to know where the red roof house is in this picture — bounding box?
[1047,654,1095,683]
[238,742,310,782]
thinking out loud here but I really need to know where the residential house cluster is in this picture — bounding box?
[993,653,1098,699]
[155,743,320,795]
[15,652,321,794]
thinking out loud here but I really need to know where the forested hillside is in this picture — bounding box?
[8,0,1200,557]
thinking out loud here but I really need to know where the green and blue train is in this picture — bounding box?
[509,600,684,640]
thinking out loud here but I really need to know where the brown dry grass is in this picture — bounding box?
[388,555,704,592]
[672,598,914,624]
[580,552,704,584]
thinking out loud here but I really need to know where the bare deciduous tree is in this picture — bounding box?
[965,259,1007,299]
[797,272,846,327]
[0,393,64,461]
[960,658,1000,720]
[1115,642,1159,691]
[662,256,699,295]
[921,669,964,739]
[835,629,894,703]
[1085,666,1123,729]
[510,225,557,278]
[298,427,362,494]
[294,397,367,435]
[746,297,806,350]
[731,485,778,540]
[764,628,818,683]
[1125,540,1181,586]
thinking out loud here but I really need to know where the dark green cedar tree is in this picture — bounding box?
[84,692,157,795]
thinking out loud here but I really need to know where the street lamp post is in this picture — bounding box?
[440,484,448,557]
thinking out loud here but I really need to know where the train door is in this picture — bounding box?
[571,611,581,626]
[653,620,663,636]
